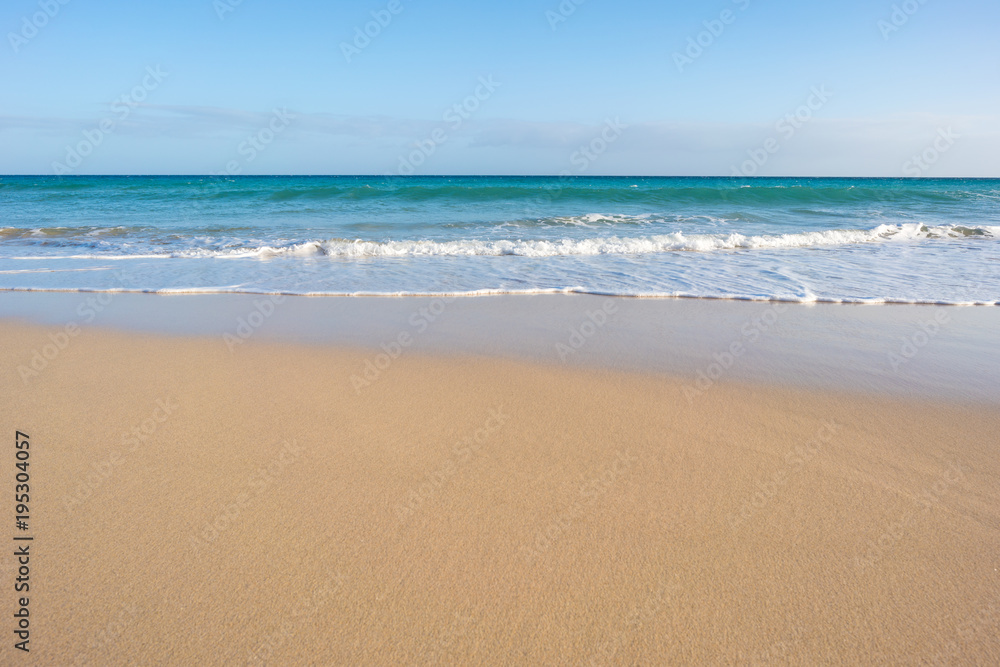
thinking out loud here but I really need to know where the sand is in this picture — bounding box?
[1,316,998,664]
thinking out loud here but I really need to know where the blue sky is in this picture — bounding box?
[1,0,998,175]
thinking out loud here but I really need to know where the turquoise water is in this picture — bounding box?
[0,176,997,303]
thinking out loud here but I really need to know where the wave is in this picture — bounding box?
[8,223,994,261]
[193,223,1000,259]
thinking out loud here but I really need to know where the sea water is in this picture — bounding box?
[1,176,997,304]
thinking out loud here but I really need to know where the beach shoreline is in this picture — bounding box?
[3,291,999,403]
[1,294,998,663]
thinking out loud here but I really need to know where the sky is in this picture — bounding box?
[1,0,998,176]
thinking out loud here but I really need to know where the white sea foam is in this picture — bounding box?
[21,222,990,261]
[0,267,113,274]
[222,223,1000,259]
[0,284,995,305]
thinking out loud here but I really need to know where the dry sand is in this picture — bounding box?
[1,320,998,664]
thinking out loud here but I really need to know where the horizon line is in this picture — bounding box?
[2,174,998,180]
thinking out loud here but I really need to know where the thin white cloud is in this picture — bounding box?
[1,106,998,176]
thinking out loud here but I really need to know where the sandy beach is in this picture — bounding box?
[5,0,998,662]
[1,297,998,664]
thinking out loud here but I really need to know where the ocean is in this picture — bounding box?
[1,175,997,304]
